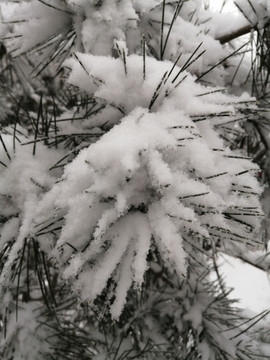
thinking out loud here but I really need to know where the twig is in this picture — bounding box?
[216,24,252,44]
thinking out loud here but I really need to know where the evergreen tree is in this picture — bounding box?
[0,0,269,359]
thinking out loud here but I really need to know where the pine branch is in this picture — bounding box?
[216,24,252,44]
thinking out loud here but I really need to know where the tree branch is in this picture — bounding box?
[216,24,252,44]
[221,247,270,273]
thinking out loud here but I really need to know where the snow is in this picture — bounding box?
[0,43,263,318]
[109,244,134,319]
[0,132,62,293]
[1,0,71,56]
[218,254,270,313]
[0,0,236,86]
[78,1,137,55]
[0,301,51,358]
[0,1,269,354]
[235,0,270,27]
[209,0,236,13]
[28,63,263,317]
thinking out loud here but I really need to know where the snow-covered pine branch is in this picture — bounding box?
[28,52,262,319]
[0,50,263,320]
[0,0,268,359]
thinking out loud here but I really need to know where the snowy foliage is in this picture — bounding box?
[235,0,270,27]
[0,0,268,359]
[0,0,230,83]
[0,302,51,359]
[30,53,263,319]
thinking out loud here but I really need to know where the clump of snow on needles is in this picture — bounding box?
[24,53,263,319]
[0,0,71,56]
[0,0,265,321]
[0,129,61,293]
[0,0,232,85]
